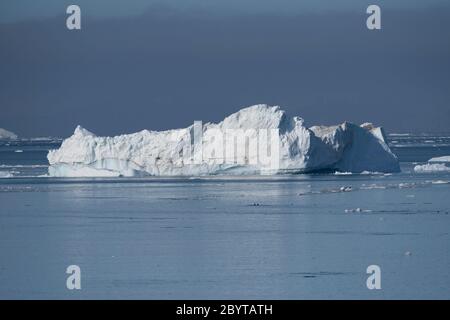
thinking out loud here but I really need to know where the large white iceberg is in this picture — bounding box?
[48,105,400,177]
[0,128,18,140]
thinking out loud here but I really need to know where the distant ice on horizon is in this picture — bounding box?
[414,155,450,173]
[429,156,450,163]
[0,128,18,140]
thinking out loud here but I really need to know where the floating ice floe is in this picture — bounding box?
[414,163,450,173]
[414,155,450,173]
[48,105,400,177]
[360,184,387,190]
[344,208,372,213]
[339,186,353,192]
[428,156,450,163]
[334,170,387,176]
[299,180,442,197]
[0,171,13,178]
[430,180,449,184]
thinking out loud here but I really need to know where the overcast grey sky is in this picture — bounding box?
[1,1,449,137]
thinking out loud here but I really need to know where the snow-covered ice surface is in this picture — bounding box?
[0,129,449,299]
[48,105,400,177]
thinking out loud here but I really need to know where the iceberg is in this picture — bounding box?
[0,128,18,140]
[48,105,400,177]
[414,155,450,173]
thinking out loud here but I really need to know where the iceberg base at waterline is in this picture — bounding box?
[47,105,400,177]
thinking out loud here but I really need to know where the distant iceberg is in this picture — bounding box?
[414,163,450,173]
[48,105,400,177]
[0,128,18,140]
[414,155,450,173]
[428,156,450,163]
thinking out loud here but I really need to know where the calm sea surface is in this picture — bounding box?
[0,134,449,299]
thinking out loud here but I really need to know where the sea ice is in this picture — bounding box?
[0,171,13,178]
[344,208,372,213]
[48,105,400,177]
[431,180,449,184]
[428,156,450,163]
[414,163,450,173]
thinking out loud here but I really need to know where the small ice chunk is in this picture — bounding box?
[428,156,450,163]
[334,171,352,175]
[345,207,370,213]
[431,180,449,184]
[414,163,450,173]
[0,171,13,178]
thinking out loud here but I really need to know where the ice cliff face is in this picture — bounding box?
[0,128,18,140]
[47,105,400,177]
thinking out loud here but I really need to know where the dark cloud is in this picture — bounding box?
[1,7,449,137]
